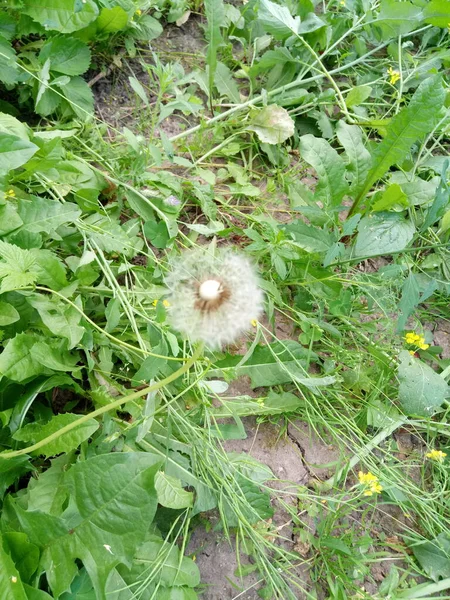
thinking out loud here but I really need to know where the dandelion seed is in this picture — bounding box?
[426,449,447,463]
[103,544,113,554]
[165,247,263,349]
[387,66,400,85]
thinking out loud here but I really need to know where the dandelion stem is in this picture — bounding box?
[0,344,204,459]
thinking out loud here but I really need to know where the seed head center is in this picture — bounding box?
[199,279,222,301]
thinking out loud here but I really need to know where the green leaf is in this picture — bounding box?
[214,61,240,103]
[40,37,91,76]
[211,390,304,417]
[355,75,445,206]
[398,351,449,417]
[27,454,73,514]
[412,534,450,581]
[13,453,162,598]
[0,334,46,383]
[96,6,129,34]
[17,197,81,234]
[27,295,83,349]
[22,0,99,33]
[0,533,27,599]
[0,112,30,140]
[0,456,33,497]
[336,121,372,196]
[371,183,408,212]
[258,0,299,40]
[13,413,98,457]
[284,220,333,253]
[204,0,225,99]
[144,220,170,249]
[0,301,20,326]
[60,76,94,119]
[345,85,372,108]
[375,0,423,37]
[130,14,162,41]
[128,76,149,106]
[354,213,415,257]
[397,273,420,332]
[421,160,449,231]
[0,37,19,86]
[213,341,317,388]
[390,172,438,206]
[31,249,69,290]
[0,204,23,235]
[29,342,80,373]
[155,472,194,509]
[247,105,295,144]
[299,135,349,208]
[0,134,38,172]
[423,0,450,27]
[0,240,38,293]
[2,532,39,583]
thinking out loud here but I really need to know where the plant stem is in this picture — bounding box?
[0,344,204,459]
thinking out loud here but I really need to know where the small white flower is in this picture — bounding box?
[165,247,263,349]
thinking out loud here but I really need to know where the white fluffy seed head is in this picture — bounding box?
[164,248,263,350]
[199,279,221,301]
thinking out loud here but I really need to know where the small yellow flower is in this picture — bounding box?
[387,67,400,85]
[251,319,258,327]
[426,449,447,463]
[162,299,170,308]
[152,299,158,306]
[358,471,383,496]
[404,331,420,344]
[409,350,415,356]
[5,189,15,198]
[135,8,142,15]
[339,0,345,6]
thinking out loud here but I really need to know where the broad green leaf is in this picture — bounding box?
[0,334,46,383]
[355,75,445,206]
[299,135,349,208]
[0,12,16,40]
[284,220,333,253]
[371,183,408,212]
[40,37,91,76]
[59,568,95,600]
[0,36,19,85]
[0,113,30,139]
[390,172,438,206]
[130,14,162,41]
[0,301,20,326]
[214,61,240,103]
[60,76,94,119]
[96,6,129,34]
[0,533,27,599]
[212,341,317,388]
[354,213,415,257]
[0,204,23,235]
[0,134,38,172]
[144,220,170,249]
[375,0,423,37]
[412,534,450,581]
[336,121,372,196]
[421,161,449,231]
[27,295,83,349]
[27,454,73,514]
[204,0,225,99]
[22,0,99,33]
[0,456,33,497]
[222,473,273,525]
[397,273,420,332]
[2,532,39,583]
[13,453,162,598]
[30,342,80,373]
[18,197,81,234]
[345,85,372,108]
[13,413,98,457]
[423,0,450,27]
[23,586,53,600]
[258,0,300,40]
[0,240,38,293]
[398,351,449,417]
[247,105,295,144]
[31,249,69,290]
[155,472,194,509]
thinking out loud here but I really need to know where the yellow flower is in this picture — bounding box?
[358,471,383,496]
[409,350,415,356]
[339,0,346,5]
[135,8,142,15]
[162,299,170,308]
[426,449,447,463]
[251,319,258,327]
[5,189,15,198]
[152,299,158,306]
[387,67,400,85]
[404,332,430,350]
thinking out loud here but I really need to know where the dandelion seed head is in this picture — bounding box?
[165,247,263,349]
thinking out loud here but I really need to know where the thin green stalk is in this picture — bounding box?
[0,344,204,459]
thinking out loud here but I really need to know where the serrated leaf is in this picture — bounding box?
[0,133,38,172]
[423,0,450,27]
[13,453,162,598]
[299,134,349,207]
[258,0,300,40]
[214,61,240,103]
[284,220,333,253]
[412,534,450,581]
[13,413,98,457]
[27,295,83,349]
[248,105,295,144]
[336,121,372,196]
[155,472,194,509]
[96,6,128,34]
[398,351,449,417]
[40,37,91,76]
[17,197,81,234]
[0,37,19,86]
[355,75,445,206]
[22,0,99,33]
[0,334,46,383]
[31,249,68,290]
[354,213,415,257]
[2,532,40,583]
